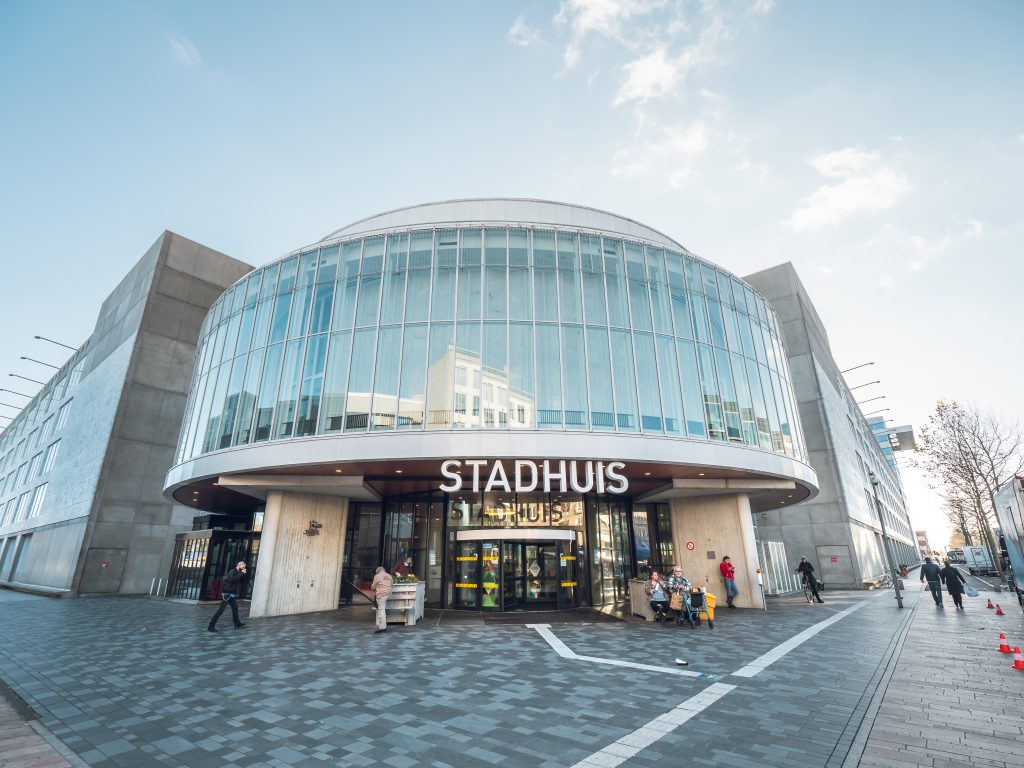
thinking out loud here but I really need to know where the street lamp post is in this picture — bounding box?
[19,356,58,369]
[34,335,78,351]
[0,388,32,398]
[9,373,44,386]
[869,470,904,609]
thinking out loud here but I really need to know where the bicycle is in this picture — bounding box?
[801,574,815,603]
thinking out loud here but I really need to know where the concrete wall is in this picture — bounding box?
[670,494,763,609]
[249,491,349,618]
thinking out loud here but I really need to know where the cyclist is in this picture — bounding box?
[796,556,824,603]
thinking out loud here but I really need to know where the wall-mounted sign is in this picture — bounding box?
[439,459,629,494]
[303,520,323,537]
[685,541,695,551]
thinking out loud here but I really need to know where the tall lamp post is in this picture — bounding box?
[869,470,904,608]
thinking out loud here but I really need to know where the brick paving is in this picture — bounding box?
[0,577,1017,768]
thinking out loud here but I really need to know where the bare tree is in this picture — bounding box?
[913,401,1024,579]
[942,493,975,547]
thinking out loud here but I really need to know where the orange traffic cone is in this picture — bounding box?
[995,604,1005,616]
[1012,647,1024,671]
[986,599,994,609]
[998,633,1012,653]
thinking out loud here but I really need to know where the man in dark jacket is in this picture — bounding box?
[920,556,944,607]
[795,557,824,603]
[208,561,248,632]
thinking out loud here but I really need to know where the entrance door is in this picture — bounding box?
[501,541,565,610]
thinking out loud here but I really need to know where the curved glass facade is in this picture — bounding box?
[176,225,805,465]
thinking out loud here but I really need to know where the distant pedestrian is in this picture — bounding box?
[371,566,393,634]
[939,559,967,609]
[795,556,824,603]
[720,555,739,608]
[920,556,943,607]
[393,556,414,577]
[208,561,248,632]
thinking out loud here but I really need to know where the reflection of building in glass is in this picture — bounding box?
[165,200,819,617]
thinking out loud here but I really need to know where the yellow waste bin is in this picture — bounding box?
[700,592,715,624]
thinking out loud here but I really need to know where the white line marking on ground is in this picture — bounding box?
[569,682,737,768]
[731,596,875,678]
[526,624,703,678]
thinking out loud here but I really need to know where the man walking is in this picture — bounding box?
[371,565,393,634]
[920,556,944,607]
[208,561,248,632]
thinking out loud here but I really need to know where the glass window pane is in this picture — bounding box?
[557,231,578,270]
[297,250,318,287]
[405,269,430,323]
[380,261,407,325]
[435,229,457,267]
[731,352,758,446]
[371,327,401,430]
[234,304,256,355]
[690,293,710,344]
[508,267,532,321]
[459,228,482,265]
[700,264,719,299]
[721,302,742,352]
[534,268,558,322]
[425,323,454,429]
[201,364,231,453]
[559,269,582,323]
[217,355,248,449]
[649,278,672,335]
[319,331,352,434]
[625,241,646,279]
[534,230,555,268]
[288,285,313,339]
[250,298,273,350]
[455,321,481,428]
[603,239,629,327]
[409,231,433,269]
[628,279,652,331]
[509,228,529,266]
[272,339,304,440]
[361,236,384,274]
[656,336,682,434]
[233,348,265,445]
[260,263,280,299]
[345,329,377,431]
[508,323,534,429]
[317,245,339,283]
[252,343,284,442]
[398,324,428,430]
[535,324,561,428]
[294,334,328,437]
[561,325,587,429]
[634,332,662,432]
[610,329,637,431]
[484,228,507,264]
[355,274,381,327]
[582,271,607,325]
[278,256,298,293]
[309,282,335,335]
[745,358,773,450]
[706,297,726,348]
[677,339,706,437]
[483,322,508,429]
[714,348,741,442]
[431,267,456,321]
[586,327,614,429]
[697,344,725,440]
[484,265,507,320]
[268,291,292,344]
[684,257,703,294]
[646,246,666,284]
[457,266,481,320]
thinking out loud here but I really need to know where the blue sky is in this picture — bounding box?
[2,1,1021,545]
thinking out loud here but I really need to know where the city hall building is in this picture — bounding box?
[163,200,819,617]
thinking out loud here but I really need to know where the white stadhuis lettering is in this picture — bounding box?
[437,459,629,494]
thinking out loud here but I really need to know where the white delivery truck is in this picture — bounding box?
[963,545,997,576]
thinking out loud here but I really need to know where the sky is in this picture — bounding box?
[1,1,1021,549]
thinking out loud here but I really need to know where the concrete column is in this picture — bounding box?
[670,493,764,609]
[249,491,348,619]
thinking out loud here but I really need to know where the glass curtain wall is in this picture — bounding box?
[178,227,804,465]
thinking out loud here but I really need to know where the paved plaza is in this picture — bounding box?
[1,578,1021,768]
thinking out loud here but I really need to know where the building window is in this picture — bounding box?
[56,400,73,432]
[42,441,60,474]
[28,484,46,518]
[13,491,31,523]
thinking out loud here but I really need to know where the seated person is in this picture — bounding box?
[644,571,671,621]
[665,566,691,611]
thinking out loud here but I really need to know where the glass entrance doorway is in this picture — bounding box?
[452,535,579,611]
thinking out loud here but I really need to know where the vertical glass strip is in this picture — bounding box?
[610,329,637,431]
[318,330,353,434]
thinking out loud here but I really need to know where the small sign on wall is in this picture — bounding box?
[685,541,695,551]
[831,556,838,563]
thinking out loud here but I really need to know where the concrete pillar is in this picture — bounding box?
[670,494,764,609]
[249,491,348,619]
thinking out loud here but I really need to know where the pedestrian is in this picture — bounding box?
[207,561,248,633]
[371,565,393,634]
[939,558,967,609]
[720,555,739,608]
[795,556,824,603]
[644,570,671,623]
[393,556,414,577]
[920,556,943,607]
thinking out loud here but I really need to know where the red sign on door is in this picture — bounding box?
[830,556,838,563]
[101,561,110,568]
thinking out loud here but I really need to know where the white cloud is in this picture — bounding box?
[908,219,983,270]
[508,15,542,47]
[785,148,911,232]
[169,36,202,66]
[555,0,666,69]
[611,118,711,187]
[611,14,726,106]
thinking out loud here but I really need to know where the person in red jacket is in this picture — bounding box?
[719,555,738,608]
